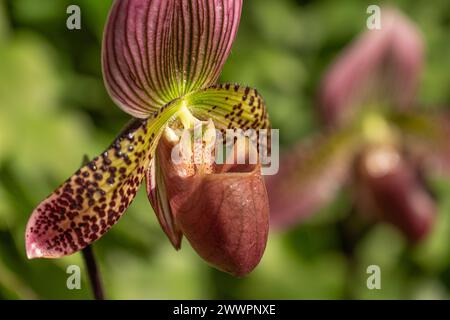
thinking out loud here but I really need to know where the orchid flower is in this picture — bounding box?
[26,0,270,276]
[267,8,449,242]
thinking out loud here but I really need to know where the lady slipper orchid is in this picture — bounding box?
[267,8,449,242]
[25,0,270,276]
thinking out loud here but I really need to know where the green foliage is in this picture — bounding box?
[0,0,449,299]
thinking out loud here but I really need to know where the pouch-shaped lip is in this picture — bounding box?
[152,130,269,276]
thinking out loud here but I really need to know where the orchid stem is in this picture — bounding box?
[81,245,105,300]
[81,155,105,300]
[337,206,373,299]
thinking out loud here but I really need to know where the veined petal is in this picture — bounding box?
[25,102,182,259]
[319,8,424,126]
[170,0,243,94]
[266,127,360,229]
[187,84,270,131]
[102,0,242,118]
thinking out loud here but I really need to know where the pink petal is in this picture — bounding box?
[319,8,424,126]
[102,0,242,118]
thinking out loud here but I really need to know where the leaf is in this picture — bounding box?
[102,0,242,118]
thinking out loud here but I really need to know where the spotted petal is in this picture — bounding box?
[145,84,270,250]
[187,84,270,131]
[25,103,182,259]
[103,0,242,118]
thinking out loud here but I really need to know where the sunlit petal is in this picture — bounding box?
[103,0,242,117]
[187,84,270,131]
[25,103,182,259]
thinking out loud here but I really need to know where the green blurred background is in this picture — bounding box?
[0,0,449,299]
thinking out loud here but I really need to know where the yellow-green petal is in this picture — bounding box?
[25,102,182,258]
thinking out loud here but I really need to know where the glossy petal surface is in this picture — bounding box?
[148,129,269,276]
[177,165,269,276]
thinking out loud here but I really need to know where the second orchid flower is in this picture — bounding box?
[267,8,449,242]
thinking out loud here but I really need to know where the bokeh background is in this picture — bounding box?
[0,0,449,299]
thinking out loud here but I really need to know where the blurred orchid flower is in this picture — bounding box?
[267,8,449,242]
[26,0,270,276]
